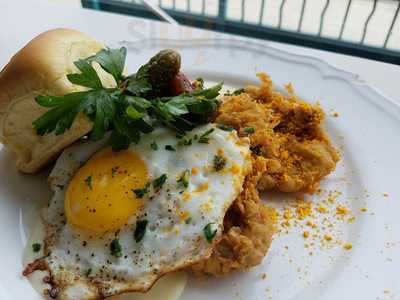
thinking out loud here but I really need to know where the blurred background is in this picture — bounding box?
[47,0,400,64]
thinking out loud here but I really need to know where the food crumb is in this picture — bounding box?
[296,201,312,220]
[336,205,349,215]
[331,112,339,117]
[303,231,310,238]
[360,207,368,212]
[383,193,389,197]
[324,234,332,241]
[347,216,356,223]
[343,243,353,250]
[316,206,328,214]
[306,220,317,228]
[261,273,267,280]
[284,82,294,94]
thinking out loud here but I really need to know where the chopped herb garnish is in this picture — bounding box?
[251,145,265,156]
[150,141,158,151]
[178,137,192,146]
[176,132,184,139]
[134,219,148,242]
[132,183,150,198]
[177,169,190,189]
[84,175,93,190]
[198,128,214,144]
[203,223,217,243]
[85,268,92,277]
[32,243,41,252]
[185,217,192,224]
[213,155,227,171]
[165,145,176,151]
[153,174,167,189]
[224,88,245,96]
[217,124,234,131]
[110,239,122,257]
[244,127,255,135]
[32,47,223,151]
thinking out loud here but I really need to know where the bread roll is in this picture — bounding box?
[0,28,115,173]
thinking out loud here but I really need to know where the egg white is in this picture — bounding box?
[33,124,251,299]
[23,214,188,300]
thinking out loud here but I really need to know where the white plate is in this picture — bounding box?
[0,38,399,300]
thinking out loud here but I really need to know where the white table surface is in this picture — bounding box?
[0,0,399,103]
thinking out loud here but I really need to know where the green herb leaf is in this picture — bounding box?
[134,219,148,243]
[198,128,214,144]
[126,105,145,120]
[85,268,92,277]
[163,95,196,116]
[33,91,91,135]
[85,90,119,141]
[125,96,152,110]
[67,59,103,89]
[33,89,119,141]
[213,155,226,171]
[217,124,234,131]
[32,48,224,152]
[126,77,152,96]
[132,183,150,199]
[111,108,141,149]
[177,169,190,189]
[165,145,176,151]
[250,145,265,156]
[178,137,192,146]
[244,127,255,135]
[150,141,158,150]
[110,239,122,257]
[203,223,217,243]
[192,82,223,99]
[32,243,41,252]
[153,174,167,190]
[176,132,184,139]
[84,175,93,190]
[110,129,130,151]
[224,88,245,96]
[89,47,127,83]
[187,98,219,114]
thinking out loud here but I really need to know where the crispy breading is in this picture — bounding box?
[190,156,276,275]
[191,72,338,277]
[216,72,339,193]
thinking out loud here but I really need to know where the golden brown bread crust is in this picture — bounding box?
[0,28,115,173]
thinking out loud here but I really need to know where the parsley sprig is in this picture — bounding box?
[33,47,223,151]
[203,223,217,243]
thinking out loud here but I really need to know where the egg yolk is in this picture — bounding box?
[65,147,148,233]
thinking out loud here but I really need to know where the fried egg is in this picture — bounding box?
[23,210,188,300]
[25,124,251,299]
